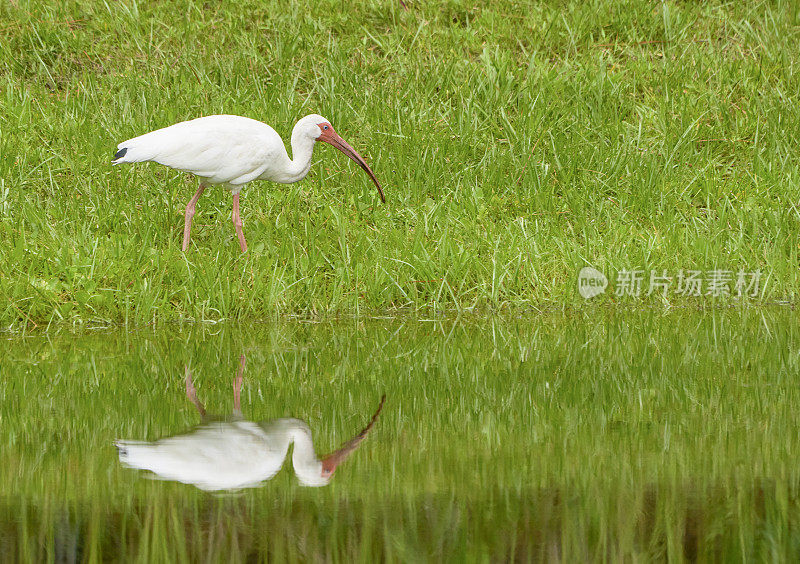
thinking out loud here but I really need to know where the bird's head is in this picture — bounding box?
[296,114,385,203]
[296,395,386,488]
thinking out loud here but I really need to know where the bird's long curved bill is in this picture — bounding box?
[321,395,386,474]
[326,135,386,203]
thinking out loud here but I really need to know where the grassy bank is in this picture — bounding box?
[1,1,799,327]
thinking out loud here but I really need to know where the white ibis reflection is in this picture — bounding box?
[115,356,385,490]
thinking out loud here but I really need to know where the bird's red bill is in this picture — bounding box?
[319,129,386,204]
[321,395,386,477]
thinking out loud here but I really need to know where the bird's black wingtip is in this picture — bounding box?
[114,441,127,456]
[112,147,127,162]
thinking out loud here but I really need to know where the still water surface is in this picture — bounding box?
[2,309,799,560]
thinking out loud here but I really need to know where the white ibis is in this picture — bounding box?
[115,355,385,490]
[112,114,385,252]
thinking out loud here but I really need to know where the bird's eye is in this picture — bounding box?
[323,125,329,130]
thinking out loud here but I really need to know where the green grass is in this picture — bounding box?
[1,1,800,326]
[2,310,800,559]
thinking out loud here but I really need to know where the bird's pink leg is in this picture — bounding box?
[184,367,206,417]
[232,193,248,252]
[233,354,246,413]
[182,181,207,251]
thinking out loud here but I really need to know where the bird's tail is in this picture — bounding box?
[111,134,157,165]
[115,440,157,468]
[111,147,129,165]
[112,144,152,165]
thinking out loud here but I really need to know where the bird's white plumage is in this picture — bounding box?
[113,114,330,189]
[116,418,329,490]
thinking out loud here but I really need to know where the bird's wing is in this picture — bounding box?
[116,421,285,491]
[115,115,285,185]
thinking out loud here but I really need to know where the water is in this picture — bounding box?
[2,309,799,560]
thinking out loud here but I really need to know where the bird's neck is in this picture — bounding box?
[283,128,317,182]
[289,425,321,471]
[264,418,329,486]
